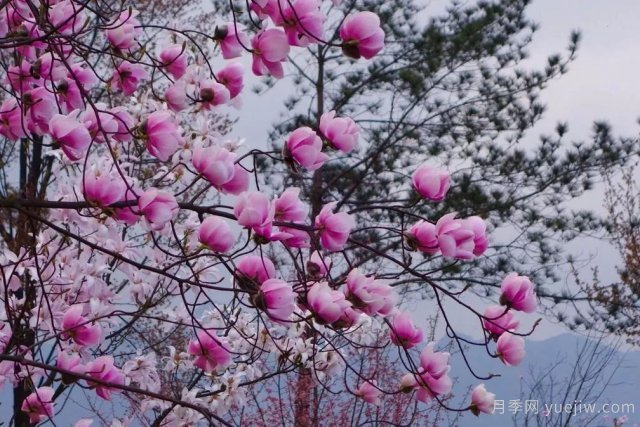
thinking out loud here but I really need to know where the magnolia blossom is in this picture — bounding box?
[435,213,476,259]
[83,170,126,207]
[496,332,525,366]
[84,356,125,400]
[216,23,249,59]
[143,111,182,161]
[159,44,188,79]
[220,164,250,195]
[217,63,244,99]
[111,61,148,96]
[256,278,296,323]
[192,146,237,188]
[199,216,235,253]
[339,11,385,59]
[314,202,354,252]
[482,305,519,337]
[0,98,26,141]
[234,191,272,229]
[415,343,453,401]
[465,216,489,256]
[188,330,232,372]
[406,220,439,254]
[274,187,308,222]
[356,380,381,405]
[137,188,179,230]
[499,273,537,313]
[251,28,290,78]
[284,126,328,171]
[49,113,91,161]
[411,164,450,202]
[21,387,55,424]
[198,79,230,109]
[276,0,324,47]
[56,351,84,384]
[307,251,331,278]
[389,312,423,349]
[344,269,397,316]
[61,305,102,347]
[106,10,141,50]
[235,255,276,288]
[165,81,189,112]
[25,86,56,135]
[319,111,359,153]
[470,384,495,416]
[306,281,351,324]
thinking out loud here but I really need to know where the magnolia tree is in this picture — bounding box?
[0,0,540,425]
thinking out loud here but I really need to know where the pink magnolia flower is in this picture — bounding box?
[416,343,453,401]
[165,80,189,112]
[256,278,296,323]
[435,213,476,260]
[49,0,85,35]
[192,146,237,189]
[56,351,85,384]
[389,312,423,349]
[113,189,139,225]
[412,164,450,202]
[21,387,55,424]
[25,86,56,135]
[159,44,188,79]
[496,332,525,366]
[110,107,134,142]
[198,216,235,253]
[251,28,290,78]
[80,108,119,142]
[83,170,126,207]
[314,202,354,252]
[68,63,99,89]
[0,98,27,141]
[306,281,351,324]
[198,80,230,109]
[284,126,328,171]
[234,191,272,229]
[274,187,308,222]
[406,220,439,254]
[275,0,324,47]
[356,380,381,405]
[344,269,397,316]
[217,63,244,99]
[499,273,537,313]
[465,216,488,256]
[111,61,148,96]
[470,384,495,416]
[143,111,182,161]
[61,305,102,347]
[280,226,311,248]
[482,305,519,337]
[137,188,179,230]
[319,111,359,153]
[307,251,331,278]
[55,77,83,113]
[339,11,385,59]
[220,164,250,195]
[106,10,141,50]
[84,356,125,400]
[215,23,249,59]
[0,322,11,353]
[188,330,232,372]
[235,255,276,288]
